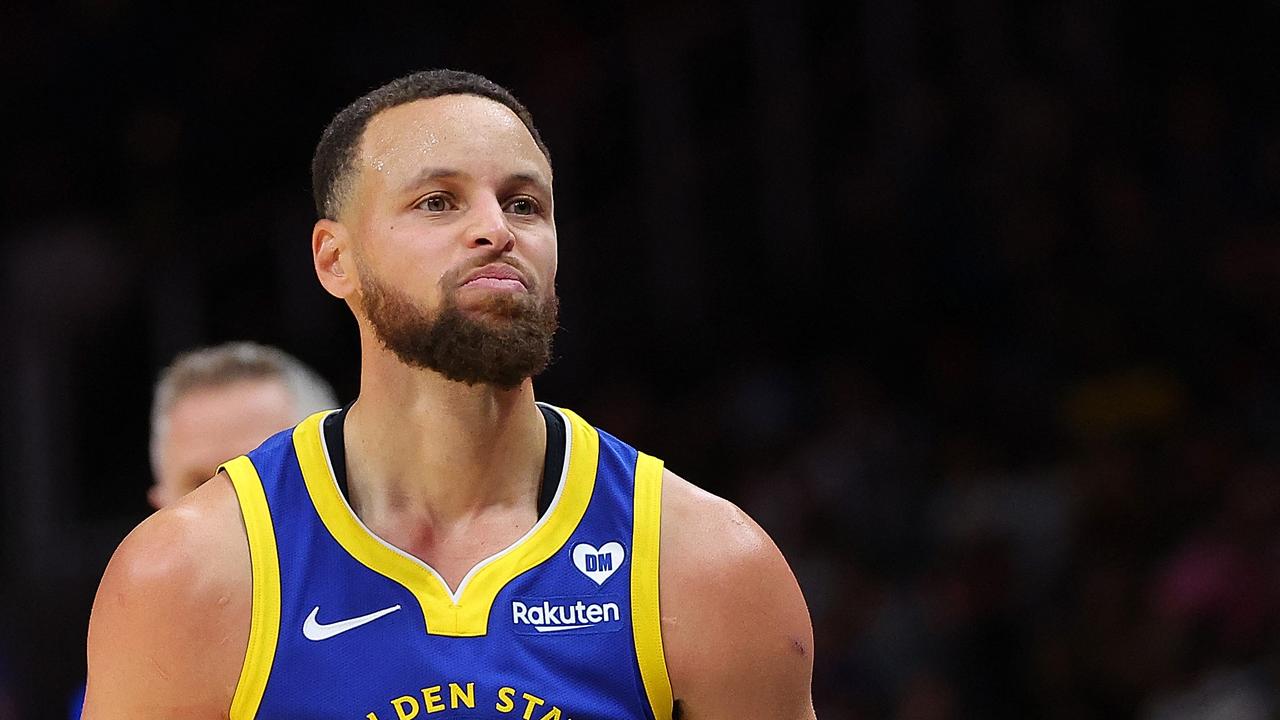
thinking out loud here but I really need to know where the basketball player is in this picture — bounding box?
[83,70,815,719]
[69,341,337,719]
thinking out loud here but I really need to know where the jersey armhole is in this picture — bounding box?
[221,455,282,720]
[631,453,674,720]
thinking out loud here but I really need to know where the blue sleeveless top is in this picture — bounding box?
[219,404,673,720]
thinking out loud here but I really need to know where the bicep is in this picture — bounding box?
[667,545,815,719]
[659,474,816,720]
[83,482,249,719]
[83,571,207,717]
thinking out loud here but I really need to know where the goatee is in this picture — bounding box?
[361,266,559,389]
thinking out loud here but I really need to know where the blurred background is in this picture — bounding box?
[3,1,1280,718]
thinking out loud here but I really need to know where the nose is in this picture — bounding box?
[465,198,516,252]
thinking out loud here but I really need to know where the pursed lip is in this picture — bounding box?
[460,262,529,289]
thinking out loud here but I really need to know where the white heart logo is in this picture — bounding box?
[572,542,625,585]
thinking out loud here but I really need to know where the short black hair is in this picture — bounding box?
[311,69,551,219]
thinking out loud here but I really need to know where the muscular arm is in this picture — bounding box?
[82,473,251,719]
[659,470,816,720]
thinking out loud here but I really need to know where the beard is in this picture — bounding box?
[360,263,559,390]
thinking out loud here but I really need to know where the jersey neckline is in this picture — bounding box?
[289,403,600,637]
[322,402,566,518]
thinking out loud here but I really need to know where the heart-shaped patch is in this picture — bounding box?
[572,542,625,585]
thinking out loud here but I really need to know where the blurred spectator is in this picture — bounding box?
[145,341,339,508]
[1141,462,1280,720]
[70,341,337,720]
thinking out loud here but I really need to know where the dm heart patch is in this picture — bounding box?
[572,542,625,585]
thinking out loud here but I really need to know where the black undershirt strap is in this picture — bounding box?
[536,405,566,513]
[321,403,566,517]
[322,401,355,501]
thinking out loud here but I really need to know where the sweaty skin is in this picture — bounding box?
[83,93,815,720]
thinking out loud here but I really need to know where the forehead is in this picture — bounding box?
[163,380,295,448]
[160,379,299,474]
[357,94,551,188]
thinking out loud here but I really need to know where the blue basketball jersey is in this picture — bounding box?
[219,404,673,720]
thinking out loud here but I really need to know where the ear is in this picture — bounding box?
[146,484,165,510]
[313,219,356,299]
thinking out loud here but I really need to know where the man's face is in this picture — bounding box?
[150,379,298,509]
[341,94,559,387]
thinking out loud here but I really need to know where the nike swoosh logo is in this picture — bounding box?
[302,604,402,641]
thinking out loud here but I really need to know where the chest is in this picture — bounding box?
[261,486,642,720]
[232,408,671,720]
[364,508,541,590]
[265,550,640,720]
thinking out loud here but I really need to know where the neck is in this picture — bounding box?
[344,341,546,528]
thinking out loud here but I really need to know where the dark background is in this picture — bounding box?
[3,1,1280,718]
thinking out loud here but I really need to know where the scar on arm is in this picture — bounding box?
[148,655,171,681]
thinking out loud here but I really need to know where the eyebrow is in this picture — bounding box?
[400,167,462,192]
[399,167,552,198]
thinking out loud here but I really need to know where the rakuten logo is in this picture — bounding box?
[511,598,623,634]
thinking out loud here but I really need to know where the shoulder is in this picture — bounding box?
[658,469,780,567]
[83,472,251,718]
[101,472,248,585]
[657,468,816,719]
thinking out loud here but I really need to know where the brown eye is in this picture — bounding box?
[417,194,453,212]
[505,197,539,216]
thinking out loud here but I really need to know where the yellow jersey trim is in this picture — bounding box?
[292,406,599,637]
[631,453,673,719]
[222,455,282,720]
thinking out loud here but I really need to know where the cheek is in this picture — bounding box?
[370,229,454,293]
[532,231,558,286]
[545,255,558,289]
